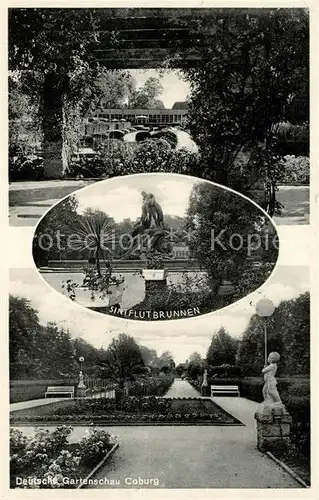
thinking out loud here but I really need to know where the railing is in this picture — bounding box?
[86,389,115,399]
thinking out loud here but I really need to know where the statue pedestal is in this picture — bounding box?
[201,384,210,397]
[254,402,292,452]
[76,385,86,398]
[142,269,167,281]
[143,269,168,301]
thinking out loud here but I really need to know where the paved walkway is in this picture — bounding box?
[163,379,201,398]
[9,179,93,226]
[14,418,300,488]
[10,397,65,412]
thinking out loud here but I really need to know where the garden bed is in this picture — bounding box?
[10,425,118,489]
[10,396,243,426]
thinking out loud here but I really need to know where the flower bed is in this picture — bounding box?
[10,396,242,426]
[126,374,174,397]
[10,425,117,489]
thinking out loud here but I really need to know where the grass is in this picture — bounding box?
[10,397,243,426]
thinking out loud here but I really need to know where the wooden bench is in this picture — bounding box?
[45,386,75,398]
[211,385,240,398]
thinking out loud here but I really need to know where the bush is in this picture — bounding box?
[77,428,115,466]
[66,140,201,179]
[208,365,243,379]
[66,140,135,178]
[275,122,309,143]
[10,425,117,489]
[9,154,44,181]
[126,374,174,396]
[278,155,310,184]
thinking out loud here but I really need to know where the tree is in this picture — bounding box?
[33,195,80,265]
[189,351,203,363]
[185,181,278,296]
[9,9,134,177]
[139,345,158,367]
[99,334,144,388]
[206,327,238,366]
[158,351,175,372]
[8,73,42,155]
[9,296,42,377]
[128,77,165,109]
[177,9,308,211]
[72,337,104,376]
[237,292,310,376]
[65,208,115,274]
[38,323,76,377]
[175,363,186,377]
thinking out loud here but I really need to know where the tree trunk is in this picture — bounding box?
[42,72,68,178]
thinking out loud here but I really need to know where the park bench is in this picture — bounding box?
[211,385,240,398]
[45,386,75,398]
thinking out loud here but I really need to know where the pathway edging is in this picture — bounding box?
[77,442,119,489]
[266,451,309,488]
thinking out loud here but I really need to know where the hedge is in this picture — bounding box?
[10,379,77,403]
[241,377,310,459]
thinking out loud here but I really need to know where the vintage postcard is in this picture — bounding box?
[1,3,318,500]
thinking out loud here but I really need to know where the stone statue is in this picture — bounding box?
[201,369,210,396]
[254,351,292,452]
[78,371,86,389]
[124,191,173,260]
[140,192,164,228]
[262,352,282,405]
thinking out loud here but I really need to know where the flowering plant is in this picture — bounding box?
[10,425,117,489]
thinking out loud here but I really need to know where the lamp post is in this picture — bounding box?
[255,298,275,365]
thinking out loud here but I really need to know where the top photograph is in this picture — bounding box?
[8,7,309,226]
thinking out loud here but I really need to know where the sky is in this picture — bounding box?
[10,265,309,364]
[76,175,197,222]
[128,69,190,108]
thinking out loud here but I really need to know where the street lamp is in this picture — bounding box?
[255,298,275,365]
[79,356,84,373]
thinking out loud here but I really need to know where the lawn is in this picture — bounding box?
[10,396,243,426]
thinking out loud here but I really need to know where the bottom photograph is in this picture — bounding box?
[9,266,310,489]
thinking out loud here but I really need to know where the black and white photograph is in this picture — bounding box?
[3,4,316,498]
[32,174,279,320]
[8,8,309,227]
[9,264,310,488]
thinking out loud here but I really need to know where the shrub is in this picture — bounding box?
[65,139,201,179]
[274,122,309,143]
[10,425,117,489]
[66,156,106,178]
[126,374,174,397]
[241,376,310,459]
[77,428,115,466]
[10,379,77,403]
[278,155,310,184]
[9,154,44,181]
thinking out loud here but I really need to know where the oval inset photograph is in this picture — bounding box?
[33,174,279,321]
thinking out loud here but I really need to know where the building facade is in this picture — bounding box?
[92,108,188,126]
